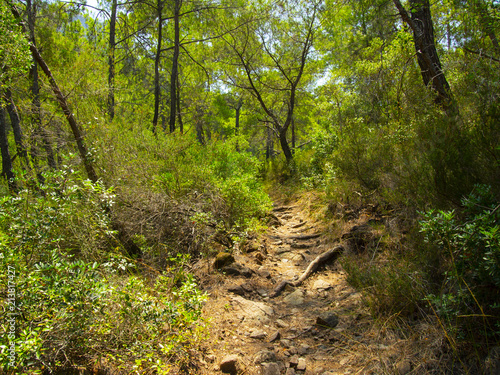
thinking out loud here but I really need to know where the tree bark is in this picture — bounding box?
[235,97,242,151]
[29,44,99,183]
[392,0,455,112]
[27,0,56,170]
[0,107,16,191]
[169,0,182,133]
[107,0,117,120]
[3,88,29,169]
[152,0,164,133]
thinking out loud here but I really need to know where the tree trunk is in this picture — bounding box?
[266,126,273,160]
[30,44,99,183]
[393,0,455,112]
[152,0,163,133]
[279,128,293,162]
[176,73,183,133]
[27,0,56,170]
[169,0,181,133]
[235,98,242,151]
[291,117,295,154]
[107,0,117,120]
[0,107,16,191]
[4,88,29,169]
[195,105,205,145]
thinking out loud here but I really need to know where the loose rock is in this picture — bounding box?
[261,362,281,375]
[268,330,281,342]
[250,329,267,340]
[297,357,306,371]
[219,355,238,374]
[316,312,339,328]
[231,296,274,324]
[254,350,277,364]
[284,289,304,306]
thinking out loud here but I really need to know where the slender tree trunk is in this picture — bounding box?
[291,117,295,154]
[4,88,29,169]
[152,0,163,133]
[107,0,117,120]
[195,105,205,145]
[0,107,16,191]
[279,128,293,162]
[169,0,181,133]
[27,0,56,170]
[235,98,242,152]
[266,127,273,160]
[30,44,99,183]
[176,73,183,133]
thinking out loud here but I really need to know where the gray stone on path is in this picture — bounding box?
[316,312,339,328]
[261,362,281,375]
[231,295,274,324]
[284,289,304,305]
[250,329,267,339]
[296,357,306,371]
[254,350,277,364]
[312,279,332,291]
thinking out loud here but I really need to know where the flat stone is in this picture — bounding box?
[312,279,332,290]
[284,289,304,305]
[286,368,296,375]
[298,344,310,355]
[220,355,238,374]
[297,357,306,371]
[268,330,281,342]
[258,268,271,279]
[223,263,253,278]
[276,319,288,328]
[250,329,267,339]
[261,362,281,375]
[289,355,299,368]
[316,312,339,328]
[231,296,274,324]
[254,350,277,364]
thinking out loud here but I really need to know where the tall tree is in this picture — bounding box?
[222,0,320,162]
[0,106,16,191]
[392,0,455,112]
[169,0,182,133]
[108,0,118,120]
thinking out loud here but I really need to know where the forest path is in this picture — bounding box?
[195,197,410,375]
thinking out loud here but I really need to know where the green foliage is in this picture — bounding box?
[0,170,207,373]
[0,1,31,87]
[419,185,500,337]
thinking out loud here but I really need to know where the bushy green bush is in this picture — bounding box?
[419,184,500,337]
[0,171,207,373]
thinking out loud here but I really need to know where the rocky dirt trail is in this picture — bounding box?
[194,198,415,375]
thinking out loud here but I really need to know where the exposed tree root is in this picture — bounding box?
[270,245,345,297]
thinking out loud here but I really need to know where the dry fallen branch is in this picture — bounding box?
[270,245,345,297]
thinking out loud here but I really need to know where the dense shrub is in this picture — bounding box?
[419,185,500,337]
[0,171,207,373]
